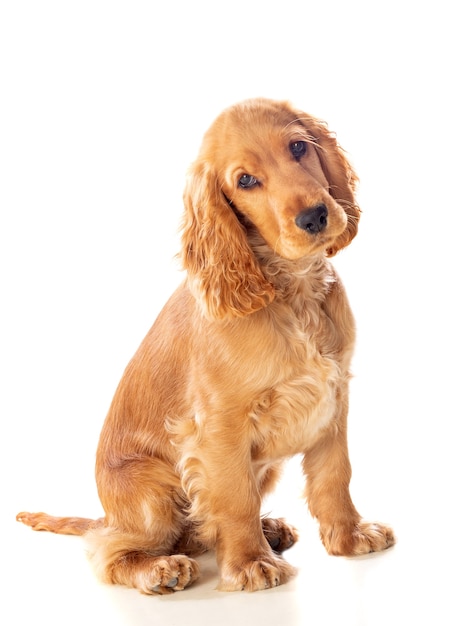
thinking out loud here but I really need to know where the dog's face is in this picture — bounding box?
[182,98,360,319]
[199,100,350,260]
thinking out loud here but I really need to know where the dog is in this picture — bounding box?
[17,98,395,594]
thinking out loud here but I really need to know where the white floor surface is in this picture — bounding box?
[7,450,475,626]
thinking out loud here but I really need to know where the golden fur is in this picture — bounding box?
[17,98,394,594]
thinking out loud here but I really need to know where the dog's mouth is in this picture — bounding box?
[279,206,348,259]
[227,195,347,260]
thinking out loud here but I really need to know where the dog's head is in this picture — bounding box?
[181,98,360,320]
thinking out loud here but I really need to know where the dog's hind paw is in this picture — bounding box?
[262,517,298,553]
[140,555,200,595]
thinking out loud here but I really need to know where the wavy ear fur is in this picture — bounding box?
[296,111,361,256]
[181,161,275,320]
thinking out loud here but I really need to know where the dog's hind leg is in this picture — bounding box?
[91,455,200,594]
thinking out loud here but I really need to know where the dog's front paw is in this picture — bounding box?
[218,555,296,592]
[320,521,395,556]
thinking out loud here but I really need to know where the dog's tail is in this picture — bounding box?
[16,511,104,536]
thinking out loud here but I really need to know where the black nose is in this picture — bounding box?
[295,204,328,234]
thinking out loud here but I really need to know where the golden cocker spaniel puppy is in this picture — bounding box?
[17,98,395,594]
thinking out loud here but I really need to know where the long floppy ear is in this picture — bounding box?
[180,161,275,320]
[296,111,361,256]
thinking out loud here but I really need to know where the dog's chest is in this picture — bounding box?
[247,301,344,460]
[249,361,340,459]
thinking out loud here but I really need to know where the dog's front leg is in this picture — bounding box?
[188,431,295,591]
[302,406,395,556]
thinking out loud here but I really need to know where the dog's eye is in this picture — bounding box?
[290,140,307,160]
[238,174,258,189]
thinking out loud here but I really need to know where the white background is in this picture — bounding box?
[1,1,474,625]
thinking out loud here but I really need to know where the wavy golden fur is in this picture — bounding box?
[17,98,394,594]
